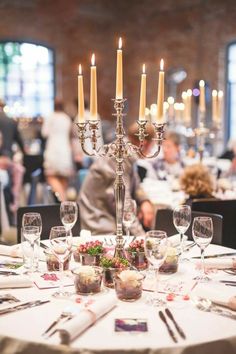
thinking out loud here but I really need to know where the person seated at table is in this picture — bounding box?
[78,123,155,236]
[151,130,184,180]
[180,163,215,205]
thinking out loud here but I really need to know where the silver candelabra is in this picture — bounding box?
[76,98,165,258]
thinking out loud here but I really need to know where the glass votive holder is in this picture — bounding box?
[80,254,101,266]
[73,249,80,262]
[113,270,144,302]
[44,249,71,272]
[127,251,148,270]
[72,266,103,295]
[159,246,179,274]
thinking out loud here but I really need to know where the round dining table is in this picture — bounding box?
[0,240,236,354]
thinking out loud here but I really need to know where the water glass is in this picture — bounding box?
[173,205,191,258]
[60,201,78,235]
[49,226,73,298]
[123,198,137,237]
[21,225,40,271]
[144,230,168,306]
[192,216,213,282]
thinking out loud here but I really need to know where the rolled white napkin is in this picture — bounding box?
[193,283,236,311]
[58,293,117,344]
[0,275,33,289]
[0,244,22,258]
[168,234,188,247]
[201,258,236,270]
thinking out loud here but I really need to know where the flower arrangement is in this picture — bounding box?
[126,239,148,270]
[78,240,104,256]
[127,239,145,254]
[100,256,129,269]
[100,256,129,288]
[114,270,144,301]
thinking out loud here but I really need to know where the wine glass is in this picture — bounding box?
[123,198,137,238]
[60,201,78,235]
[192,216,213,282]
[173,205,191,259]
[22,212,42,271]
[21,225,40,272]
[49,226,73,298]
[144,230,168,306]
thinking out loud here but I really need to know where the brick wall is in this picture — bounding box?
[0,0,235,125]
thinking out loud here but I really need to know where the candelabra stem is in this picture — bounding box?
[113,99,126,258]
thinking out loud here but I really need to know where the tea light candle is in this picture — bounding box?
[90,54,97,120]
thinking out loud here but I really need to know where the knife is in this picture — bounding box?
[0,300,50,315]
[191,252,236,259]
[165,308,186,339]
[159,310,178,343]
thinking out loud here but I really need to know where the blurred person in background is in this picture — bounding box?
[152,130,184,180]
[0,101,25,222]
[78,123,155,236]
[180,163,215,206]
[42,99,74,202]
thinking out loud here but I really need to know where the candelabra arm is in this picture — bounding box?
[135,121,165,159]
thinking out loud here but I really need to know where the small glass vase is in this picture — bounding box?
[114,271,144,302]
[73,266,103,295]
[103,267,120,288]
[81,253,101,266]
[128,251,148,270]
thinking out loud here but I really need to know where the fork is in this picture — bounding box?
[42,311,72,336]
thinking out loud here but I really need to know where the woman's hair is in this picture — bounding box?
[180,163,214,198]
[164,131,181,146]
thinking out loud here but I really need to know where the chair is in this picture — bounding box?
[17,203,80,243]
[191,198,236,249]
[155,208,223,245]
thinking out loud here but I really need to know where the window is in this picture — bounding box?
[228,43,236,139]
[0,41,54,117]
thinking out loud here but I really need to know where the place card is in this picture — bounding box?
[33,272,74,289]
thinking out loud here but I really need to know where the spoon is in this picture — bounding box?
[193,297,236,320]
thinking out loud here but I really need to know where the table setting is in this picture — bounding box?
[0,227,236,354]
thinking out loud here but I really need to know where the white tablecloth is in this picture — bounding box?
[0,243,236,354]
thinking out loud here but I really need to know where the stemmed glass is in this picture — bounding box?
[49,226,73,298]
[123,198,137,238]
[192,217,213,282]
[60,201,78,235]
[21,225,40,272]
[22,212,42,271]
[144,230,168,306]
[173,205,191,259]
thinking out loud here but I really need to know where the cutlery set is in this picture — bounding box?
[159,308,186,343]
[42,311,74,338]
[0,300,50,315]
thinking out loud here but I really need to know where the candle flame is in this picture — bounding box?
[78,64,82,75]
[182,91,187,99]
[118,37,122,49]
[212,89,217,97]
[187,89,192,96]
[142,64,146,74]
[218,90,224,98]
[91,53,95,66]
[160,59,164,71]
[199,80,205,87]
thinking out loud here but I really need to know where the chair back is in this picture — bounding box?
[191,198,236,248]
[155,208,223,245]
[17,203,80,243]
